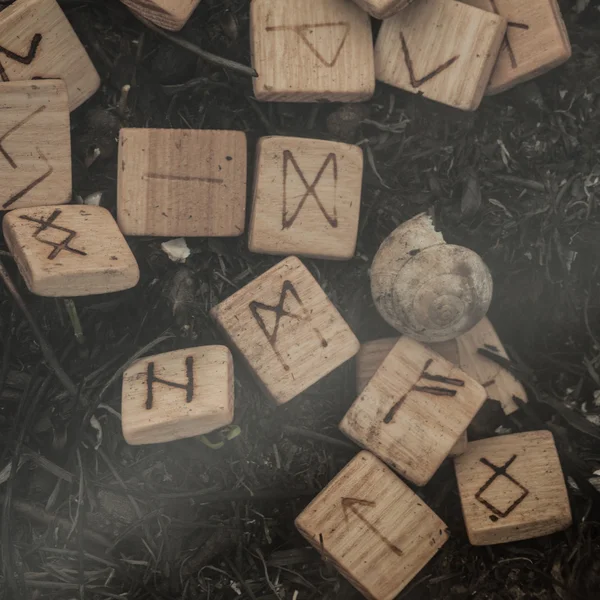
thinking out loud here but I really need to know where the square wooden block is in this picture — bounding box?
[461,0,571,94]
[375,0,507,111]
[356,337,468,457]
[340,337,486,486]
[210,256,359,405]
[352,0,414,19]
[0,80,71,211]
[454,431,572,545]
[0,0,100,110]
[117,128,247,238]
[3,205,140,297]
[296,451,449,600]
[121,346,234,445]
[248,137,363,260]
[120,0,201,31]
[251,0,375,102]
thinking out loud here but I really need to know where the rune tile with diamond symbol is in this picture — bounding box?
[475,455,529,519]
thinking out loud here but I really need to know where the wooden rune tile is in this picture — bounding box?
[248,137,363,260]
[296,451,449,600]
[357,318,528,418]
[0,80,71,211]
[3,205,140,297]
[0,0,100,110]
[461,0,571,94]
[454,431,572,545]
[374,0,507,111]
[355,338,468,457]
[251,0,375,102]
[351,0,416,19]
[121,346,234,445]
[210,256,359,405]
[117,129,247,237]
[340,337,486,486]
[120,0,201,31]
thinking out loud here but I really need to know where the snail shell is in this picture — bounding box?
[370,213,493,343]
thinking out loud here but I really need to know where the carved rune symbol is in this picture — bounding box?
[384,358,465,424]
[143,173,224,184]
[18,209,87,260]
[282,150,338,229]
[249,280,327,372]
[266,22,350,67]
[489,0,529,69]
[475,455,529,521]
[0,34,42,82]
[0,105,54,209]
[400,32,459,88]
[341,497,403,557]
[145,356,194,410]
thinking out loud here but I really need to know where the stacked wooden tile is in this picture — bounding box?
[0,0,139,296]
[247,0,571,111]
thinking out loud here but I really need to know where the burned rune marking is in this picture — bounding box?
[143,173,224,184]
[0,34,43,82]
[400,32,459,88]
[341,498,403,557]
[489,0,529,69]
[282,150,338,229]
[249,280,327,372]
[145,356,194,410]
[475,454,529,520]
[0,105,54,208]
[19,209,87,260]
[383,358,465,424]
[266,22,350,67]
[0,105,47,168]
[3,149,53,209]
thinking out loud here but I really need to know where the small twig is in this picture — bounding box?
[96,446,154,551]
[139,16,257,78]
[64,299,85,345]
[494,174,546,192]
[282,425,356,451]
[0,259,77,397]
[224,556,259,600]
[94,482,316,502]
[0,493,112,548]
[117,84,130,119]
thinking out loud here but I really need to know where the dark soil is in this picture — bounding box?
[1,0,600,598]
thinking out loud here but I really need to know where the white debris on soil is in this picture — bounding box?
[161,238,191,263]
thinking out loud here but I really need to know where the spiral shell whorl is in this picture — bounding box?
[371,215,493,343]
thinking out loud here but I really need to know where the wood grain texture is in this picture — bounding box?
[355,337,468,457]
[296,451,448,600]
[0,0,100,110]
[117,128,247,237]
[121,345,234,445]
[461,0,571,94]
[374,0,507,110]
[454,431,572,545]
[3,205,139,297]
[210,256,359,405]
[120,0,201,31]
[248,137,363,260]
[340,336,486,486]
[351,0,416,19]
[251,0,375,102]
[0,80,71,211]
